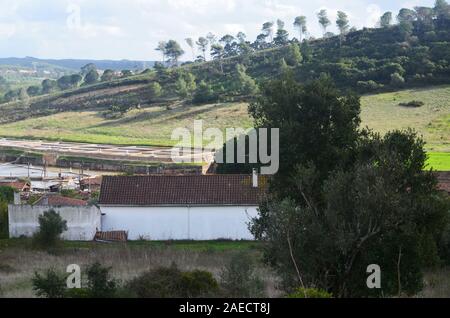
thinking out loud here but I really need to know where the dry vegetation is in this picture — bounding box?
[0,102,252,148]
[0,240,280,298]
[1,239,449,298]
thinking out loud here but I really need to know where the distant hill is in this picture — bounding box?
[2,20,450,120]
[0,57,156,72]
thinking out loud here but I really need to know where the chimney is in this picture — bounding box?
[252,169,258,188]
[13,192,21,205]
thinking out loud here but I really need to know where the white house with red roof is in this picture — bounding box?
[98,173,267,241]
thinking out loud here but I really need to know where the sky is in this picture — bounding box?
[0,0,437,61]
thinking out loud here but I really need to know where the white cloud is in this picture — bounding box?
[366,4,382,27]
[0,24,16,38]
[0,0,438,60]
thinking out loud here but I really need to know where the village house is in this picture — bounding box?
[0,179,31,192]
[7,171,447,242]
[8,193,100,241]
[98,173,267,241]
[33,193,88,207]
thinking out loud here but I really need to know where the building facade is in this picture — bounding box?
[99,174,266,241]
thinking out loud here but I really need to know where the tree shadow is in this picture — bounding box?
[90,103,230,128]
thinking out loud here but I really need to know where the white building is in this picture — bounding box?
[98,173,266,241]
[9,195,100,241]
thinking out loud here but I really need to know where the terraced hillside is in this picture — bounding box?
[0,20,449,169]
[0,85,448,166]
[0,102,251,148]
[2,20,450,124]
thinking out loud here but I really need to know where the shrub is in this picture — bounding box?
[180,270,219,298]
[32,209,68,249]
[220,252,264,298]
[0,186,14,202]
[390,72,405,87]
[127,264,219,298]
[286,288,333,298]
[33,263,119,298]
[149,82,163,98]
[399,100,425,107]
[192,80,218,104]
[0,199,9,239]
[85,263,118,298]
[32,268,67,298]
[356,80,383,92]
[127,266,182,298]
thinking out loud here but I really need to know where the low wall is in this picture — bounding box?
[8,204,101,241]
[0,148,202,175]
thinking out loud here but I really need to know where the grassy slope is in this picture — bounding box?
[360,85,450,170]
[361,85,450,152]
[0,85,448,168]
[0,102,252,148]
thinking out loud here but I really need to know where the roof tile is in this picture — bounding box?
[99,175,267,206]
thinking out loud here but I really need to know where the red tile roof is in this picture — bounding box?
[0,181,30,191]
[99,175,268,206]
[34,194,88,207]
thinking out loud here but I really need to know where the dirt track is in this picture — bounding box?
[0,138,213,163]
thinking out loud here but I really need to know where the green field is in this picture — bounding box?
[360,85,450,152]
[427,152,450,171]
[0,85,448,169]
[0,102,252,148]
[359,85,450,170]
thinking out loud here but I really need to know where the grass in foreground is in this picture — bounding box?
[0,239,275,298]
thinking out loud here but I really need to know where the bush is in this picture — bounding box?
[192,80,218,105]
[220,252,264,298]
[85,263,118,298]
[0,186,14,202]
[32,209,68,249]
[33,263,119,298]
[356,80,383,92]
[0,200,8,239]
[127,266,181,298]
[32,268,67,298]
[399,100,425,107]
[180,270,219,298]
[390,72,405,87]
[149,82,163,98]
[286,288,333,298]
[127,264,219,298]
[0,187,13,239]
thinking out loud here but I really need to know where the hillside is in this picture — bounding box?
[0,18,449,170]
[0,102,251,148]
[0,85,448,167]
[1,20,450,122]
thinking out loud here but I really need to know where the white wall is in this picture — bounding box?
[100,206,259,241]
[8,205,101,241]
